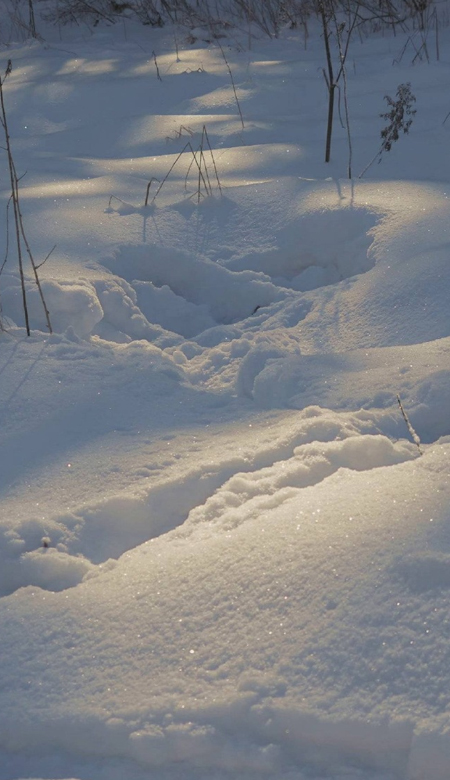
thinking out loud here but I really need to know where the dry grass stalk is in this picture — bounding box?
[215,40,245,131]
[150,128,222,205]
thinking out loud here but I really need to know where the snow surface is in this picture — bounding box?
[1,6,450,780]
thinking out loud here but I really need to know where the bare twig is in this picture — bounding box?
[151,141,205,203]
[144,177,160,206]
[201,125,222,195]
[0,194,13,278]
[183,143,210,199]
[0,64,30,335]
[174,26,180,62]
[397,394,422,454]
[0,61,52,335]
[152,50,162,81]
[319,1,335,163]
[215,40,245,130]
[106,123,223,210]
[165,125,194,142]
[435,8,440,61]
[28,0,37,37]
[16,169,52,334]
[108,194,130,209]
[35,245,57,270]
[335,19,353,178]
[199,144,212,197]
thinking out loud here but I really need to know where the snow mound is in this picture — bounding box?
[1,272,103,338]
[93,278,176,343]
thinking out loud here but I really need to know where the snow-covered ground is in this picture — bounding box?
[1,5,450,778]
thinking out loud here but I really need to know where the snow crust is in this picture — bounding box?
[1,9,450,780]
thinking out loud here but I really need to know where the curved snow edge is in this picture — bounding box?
[0,701,446,778]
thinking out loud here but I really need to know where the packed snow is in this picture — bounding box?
[1,3,450,779]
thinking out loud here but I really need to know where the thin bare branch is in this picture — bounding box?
[35,244,57,270]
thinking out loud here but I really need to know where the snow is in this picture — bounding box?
[1,5,450,779]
